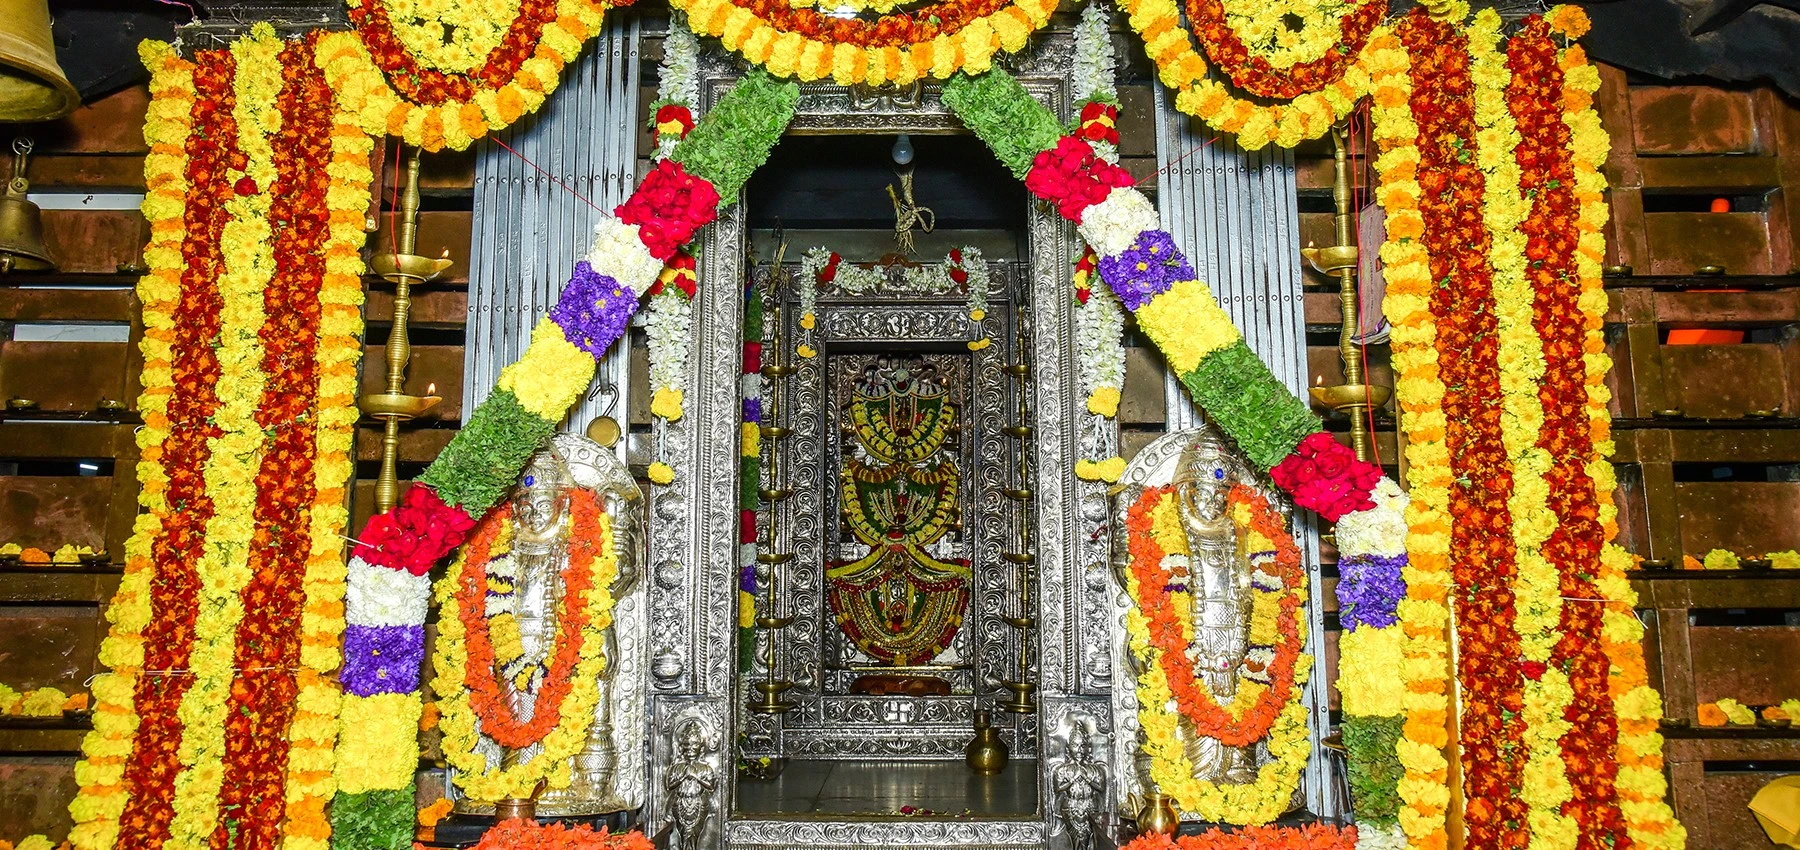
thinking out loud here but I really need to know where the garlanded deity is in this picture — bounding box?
[451,434,646,816]
[1110,422,1309,821]
[827,358,971,665]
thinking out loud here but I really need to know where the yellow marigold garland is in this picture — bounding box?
[1116,0,1372,149]
[1366,26,1456,850]
[1551,12,1684,847]
[672,0,1059,88]
[161,29,285,847]
[66,41,193,850]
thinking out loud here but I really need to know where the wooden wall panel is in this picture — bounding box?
[1688,626,1800,707]
[369,211,471,283]
[0,341,128,411]
[0,476,112,551]
[1701,770,1796,850]
[0,759,77,842]
[0,607,102,692]
[1662,344,1787,418]
[41,210,147,274]
[1629,87,1758,155]
[1675,481,1800,555]
[1641,212,1772,275]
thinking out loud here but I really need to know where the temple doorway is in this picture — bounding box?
[730,132,1044,819]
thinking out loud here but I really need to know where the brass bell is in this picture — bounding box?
[0,137,52,273]
[0,0,77,122]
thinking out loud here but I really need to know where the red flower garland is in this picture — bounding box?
[455,490,607,750]
[1269,432,1380,521]
[1505,18,1628,849]
[1024,136,1135,223]
[1077,101,1120,146]
[1183,0,1387,99]
[354,483,478,576]
[614,159,721,261]
[113,50,238,849]
[1399,11,1528,846]
[1124,484,1306,747]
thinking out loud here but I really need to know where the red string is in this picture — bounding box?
[490,136,607,214]
[1139,135,1220,186]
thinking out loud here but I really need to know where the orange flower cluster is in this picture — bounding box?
[456,490,607,750]
[1121,823,1356,850]
[1124,484,1306,747]
[1396,11,1532,847]
[453,820,654,850]
[1183,0,1386,98]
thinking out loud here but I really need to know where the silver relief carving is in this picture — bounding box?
[1047,710,1109,850]
[727,819,1046,849]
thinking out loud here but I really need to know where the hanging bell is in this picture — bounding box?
[0,0,77,122]
[0,137,53,273]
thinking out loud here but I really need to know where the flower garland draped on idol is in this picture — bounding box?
[313,0,630,151]
[1370,5,1682,850]
[330,68,800,849]
[68,25,367,850]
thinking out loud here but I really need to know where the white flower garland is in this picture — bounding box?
[796,246,991,355]
[644,15,701,434]
[1076,283,1125,411]
[654,15,701,160]
[645,283,693,422]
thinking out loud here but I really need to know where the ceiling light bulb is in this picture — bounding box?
[892,134,915,166]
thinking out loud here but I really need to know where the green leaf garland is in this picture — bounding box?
[1178,341,1319,470]
[328,789,414,850]
[941,70,1064,179]
[673,69,801,202]
[1342,714,1405,824]
[416,387,557,515]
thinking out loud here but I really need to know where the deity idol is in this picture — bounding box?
[1109,421,1296,811]
[452,433,648,816]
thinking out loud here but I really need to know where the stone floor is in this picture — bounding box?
[734,758,1039,816]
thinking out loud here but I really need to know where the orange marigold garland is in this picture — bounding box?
[1183,0,1387,99]
[453,492,607,751]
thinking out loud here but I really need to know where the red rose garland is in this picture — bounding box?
[1184,0,1387,99]
[354,484,479,576]
[614,159,722,261]
[1269,432,1380,521]
[1024,136,1135,223]
[1077,101,1120,146]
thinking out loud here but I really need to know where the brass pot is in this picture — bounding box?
[493,797,536,822]
[965,709,1009,775]
[1138,791,1180,836]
